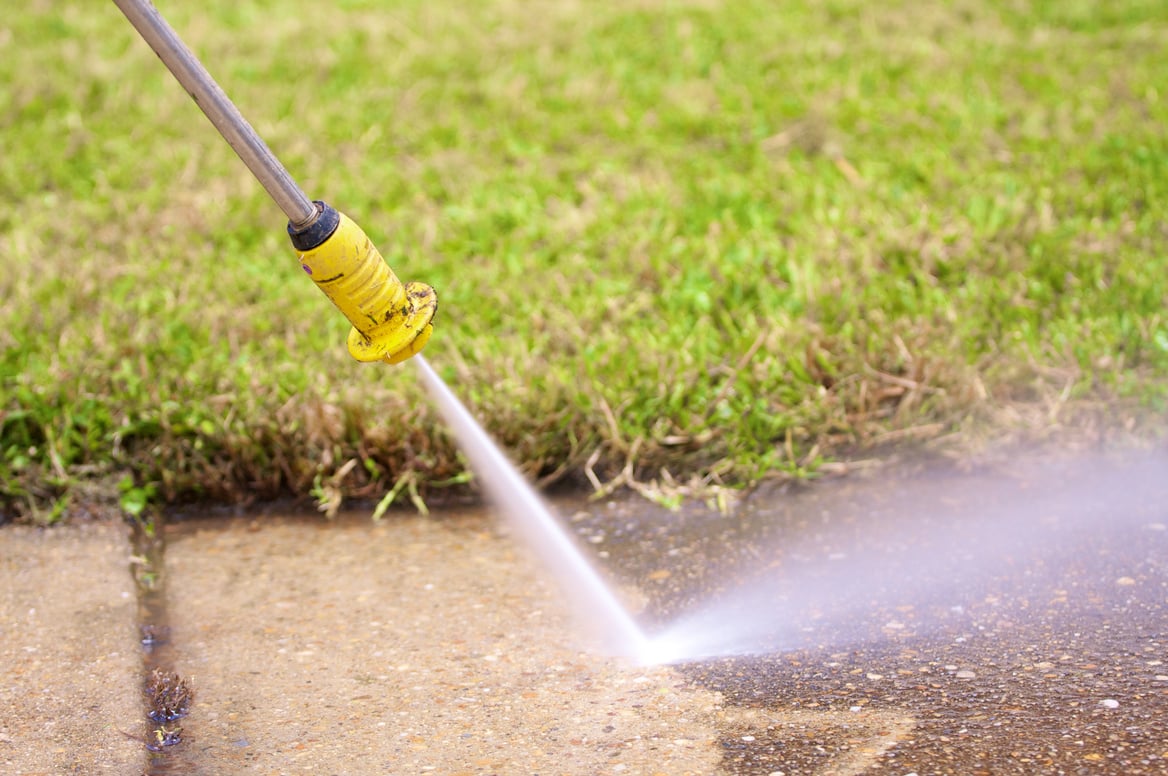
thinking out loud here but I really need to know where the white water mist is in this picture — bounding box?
[641,453,1168,664]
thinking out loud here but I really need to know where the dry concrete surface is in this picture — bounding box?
[164,512,728,775]
[0,522,143,775]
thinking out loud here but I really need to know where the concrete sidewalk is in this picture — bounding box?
[5,450,1162,774]
[0,523,143,775]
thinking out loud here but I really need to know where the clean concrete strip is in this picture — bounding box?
[0,523,143,774]
[165,511,725,775]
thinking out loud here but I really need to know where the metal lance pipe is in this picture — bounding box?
[111,0,318,230]
[111,0,437,363]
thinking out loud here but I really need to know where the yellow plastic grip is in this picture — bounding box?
[296,212,437,364]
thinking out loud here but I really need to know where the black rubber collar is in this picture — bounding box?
[288,201,341,251]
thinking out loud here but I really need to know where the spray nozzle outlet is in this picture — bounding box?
[290,202,437,364]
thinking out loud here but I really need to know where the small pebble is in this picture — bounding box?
[955,670,976,679]
[1100,699,1120,709]
[1116,577,1136,586]
[741,735,755,742]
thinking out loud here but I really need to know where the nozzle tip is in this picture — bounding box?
[345,280,438,365]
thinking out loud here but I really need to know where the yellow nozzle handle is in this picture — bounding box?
[291,203,437,364]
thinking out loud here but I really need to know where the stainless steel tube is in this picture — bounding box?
[112,0,319,229]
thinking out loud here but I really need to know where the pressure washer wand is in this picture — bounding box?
[112,0,436,364]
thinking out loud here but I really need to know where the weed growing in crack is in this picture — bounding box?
[145,668,194,723]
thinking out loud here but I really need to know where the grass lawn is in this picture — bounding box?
[2,0,1166,522]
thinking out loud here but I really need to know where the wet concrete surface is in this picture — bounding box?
[580,451,1168,774]
[2,449,1166,774]
[0,523,143,774]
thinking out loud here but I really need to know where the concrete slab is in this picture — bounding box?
[164,512,725,775]
[0,523,143,775]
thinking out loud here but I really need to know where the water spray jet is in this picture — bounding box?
[413,357,654,660]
